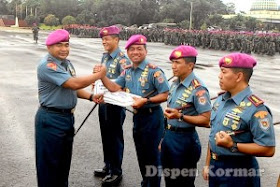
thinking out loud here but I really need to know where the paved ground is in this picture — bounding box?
[0,27,279,187]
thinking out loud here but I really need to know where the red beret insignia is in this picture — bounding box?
[224,57,232,65]
[174,51,182,58]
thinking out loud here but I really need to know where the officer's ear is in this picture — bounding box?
[235,71,244,83]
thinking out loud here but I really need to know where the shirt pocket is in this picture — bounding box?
[141,83,151,96]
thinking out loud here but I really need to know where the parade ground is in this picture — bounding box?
[0,27,279,187]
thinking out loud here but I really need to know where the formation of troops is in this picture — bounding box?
[64,24,280,56]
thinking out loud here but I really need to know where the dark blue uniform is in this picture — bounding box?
[35,54,76,187]
[161,72,211,187]
[208,87,275,187]
[115,59,169,187]
[98,48,130,176]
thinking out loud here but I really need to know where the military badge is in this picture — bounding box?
[196,90,206,97]
[140,37,145,43]
[47,62,57,71]
[239,101,246,107]
[224,57,233,65]
[192,79,201,88]
[120,59,126,64]
[232,107,242,114]
[231,124,238,130]
[125,75,131,81]
[102,29,108,35]
[248,95,264,107]
[259,118,270,131]
[198,96,206,105]
[174,50,182,58]
[68,65,76,76]
[247,102,252,107]
[254,111,268,119]
[223,117,229,126]
[154,71,161,78]
[157,76,164,84]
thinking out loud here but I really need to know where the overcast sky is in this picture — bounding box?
[222,0,280,12]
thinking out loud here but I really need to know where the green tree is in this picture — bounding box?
[200,22,207,30]
[244,16,259,31]
[62,15,77,25]
[25,15,40,25]
[44,14,59,26]
[207,14,224,27]
[179,20,190,29]
[0,0,9,15]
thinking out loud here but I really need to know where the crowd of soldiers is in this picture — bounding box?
[64,24,280,56]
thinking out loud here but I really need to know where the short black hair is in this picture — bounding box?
[231,68,253,82]
[110,34,120,39]
[183,57,196,64]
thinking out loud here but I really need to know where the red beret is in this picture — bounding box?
[169,45,198,60]
[125,34,147,49]
[99,25,120,38]
[46,29,70,46]
[219,53,257,68]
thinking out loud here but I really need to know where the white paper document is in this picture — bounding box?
[93,80,141,107]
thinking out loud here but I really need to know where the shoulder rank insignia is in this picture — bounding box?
[248,94,264,107]
[47,62,57,71]
[192,79,201,89]
[148,63,157,69]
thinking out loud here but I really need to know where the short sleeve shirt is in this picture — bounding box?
[209,86,275,156]
[101,48,131,79]
[115,59,169,108]
[167,72,211,128]
[37,54,77,109]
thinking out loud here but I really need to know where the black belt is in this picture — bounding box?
[133,106,160,114]
[210,150,252,161]
[40,105,75,114]
[166,124,195,132]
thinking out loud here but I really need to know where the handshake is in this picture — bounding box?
[93,64,107,79]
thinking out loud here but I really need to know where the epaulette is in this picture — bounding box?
[148,63,157,69]
[248,94,264,107]
[124,64,132,69]
[191,79,201,89]
[119,52,125,57]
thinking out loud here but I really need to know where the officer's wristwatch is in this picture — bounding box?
[229,142,238,153]
[178,113,184,122]
[146,98,152,104]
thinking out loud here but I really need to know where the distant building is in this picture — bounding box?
[0,15,28,27]
[248,0,280,24]
[223,0,280,26]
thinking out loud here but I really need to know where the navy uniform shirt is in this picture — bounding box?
[101,47,130,79]
[37,54,77,109]
[115,59,169,108]
[167,72,211,128]
[209,86,275,156]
